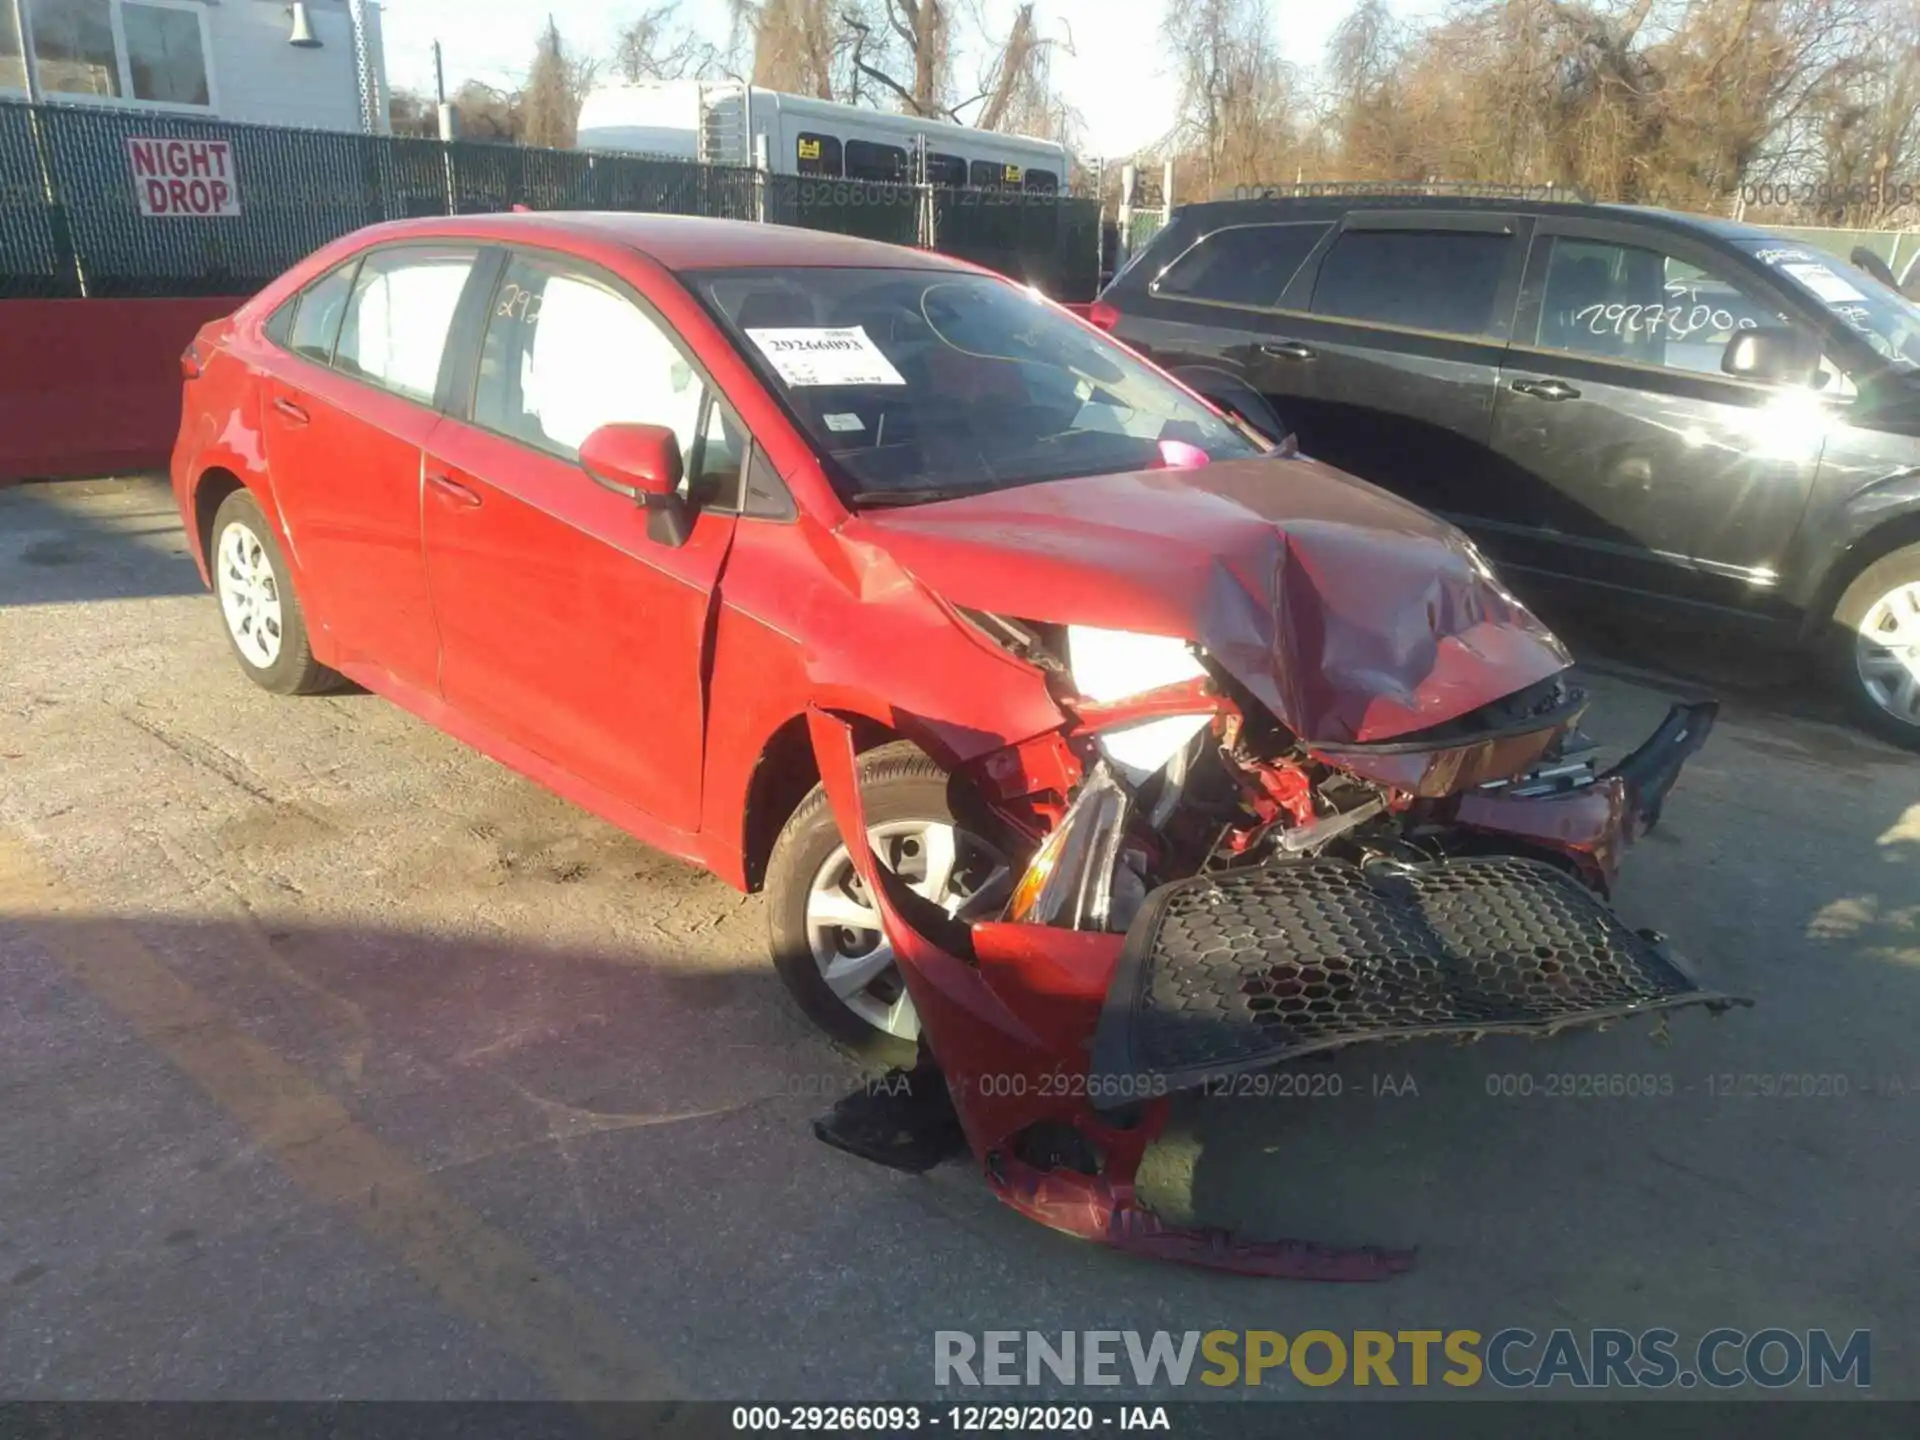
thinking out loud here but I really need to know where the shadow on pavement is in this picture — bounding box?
[0,475,205,608]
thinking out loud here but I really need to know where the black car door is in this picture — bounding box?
[1107,218,1337,435]
[1265,210,1530,520]
[1483,217,1830,618]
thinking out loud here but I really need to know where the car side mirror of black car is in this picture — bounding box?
[580,422,692,548]
[1722,327,1820,386]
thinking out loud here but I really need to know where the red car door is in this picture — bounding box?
[421,250,743,834]
[259,243,481,689]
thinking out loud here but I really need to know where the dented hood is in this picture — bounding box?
[846,456,1572,745]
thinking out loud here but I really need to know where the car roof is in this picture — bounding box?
[1169,193,1780,244]
[359,211,974,274]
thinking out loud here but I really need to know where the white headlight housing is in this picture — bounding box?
[1066,625,1213,782]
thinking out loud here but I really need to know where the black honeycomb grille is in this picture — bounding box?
[1089,856,1736,1101]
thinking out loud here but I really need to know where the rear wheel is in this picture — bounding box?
[1832,543,1920,749]
[765,744,1014,1066]
[210,489,341,696]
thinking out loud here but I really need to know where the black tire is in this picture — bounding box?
[766,743,974,1068]
[1830,543,1920,749]
[208,489,342,696]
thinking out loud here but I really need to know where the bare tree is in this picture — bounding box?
[844,0,954,117]
[732,0,853,98]
[522,16,599,149]
[453,80,522,142]
[612,3,719,83]
[1164,0,1303,195]
[389,87,440,139]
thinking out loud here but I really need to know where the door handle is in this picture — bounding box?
[272,396,309,424]
[1259,340,1316,361]
[1511,378,1580,402]
[427,472,482,508]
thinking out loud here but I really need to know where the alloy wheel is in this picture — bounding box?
[804,821,1012,1042]
[215,519,285,669]
[1855,580,1920,727]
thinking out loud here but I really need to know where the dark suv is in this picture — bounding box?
[1092,193,1920,746]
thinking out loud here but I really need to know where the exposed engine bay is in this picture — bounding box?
[804,617,1747,1280]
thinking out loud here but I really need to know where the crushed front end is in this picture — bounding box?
[804,615,1744,1280]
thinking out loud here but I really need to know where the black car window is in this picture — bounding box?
[284,261,357,364]
[796,132,841,176]
[1311,229,1512,336]
[1535,237,1793,375]
[1153,223,1331,308]
[1023,168,1059,193]
[971,159,1020,189]
[333,246,477,402]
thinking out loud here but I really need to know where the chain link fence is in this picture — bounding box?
[0,99,1102,302]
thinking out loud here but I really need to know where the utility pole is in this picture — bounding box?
[433,38,457,139]
[11,0,42,104]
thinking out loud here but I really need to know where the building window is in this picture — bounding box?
[19,0,213,108]
[30,0,121,97]
[123,2,208,105]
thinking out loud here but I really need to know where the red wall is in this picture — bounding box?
[0,296,247,483]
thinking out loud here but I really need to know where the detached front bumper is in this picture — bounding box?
[1089,853,1743,1102]
[1456,700,1721,892]
[803,698,1742,1282]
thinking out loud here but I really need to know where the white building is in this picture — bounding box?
[1,0,390,133]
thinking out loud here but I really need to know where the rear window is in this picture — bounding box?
[1152,222,1330,308]
[694,266,1260,504]
[284,261,358,364]
[1311,229,1513,336]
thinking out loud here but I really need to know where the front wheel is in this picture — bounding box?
[1832,545,1920,749]
[765,743,1015,1066]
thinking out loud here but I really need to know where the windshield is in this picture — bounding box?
[1738,239,1920,370]
[693,267,1259,503]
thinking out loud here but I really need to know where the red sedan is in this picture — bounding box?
[173,213,1742,1275]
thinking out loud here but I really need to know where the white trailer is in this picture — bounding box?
[575,80,1072,191]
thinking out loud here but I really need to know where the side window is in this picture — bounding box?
[284,261,358,364]
[796,132,841,177]
[334,247,476,402]
[845,139,908,183]
[1023,168,1059,193]
[925,152,967,188]
[970,159,1021,189]
[1534,236,1794,376]
[689,401,748,510]
[1311,228,1513,336]
[1152,223,1331,308]
[472,254,709,477]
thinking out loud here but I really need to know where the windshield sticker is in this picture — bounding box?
[822,411,866,432]
[745,326,906,387]
[1780,262,1866,304]
[1753,247,1819,265]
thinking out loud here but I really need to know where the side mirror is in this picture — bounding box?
[579,422,691,547]
[1721,326,1820,386]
